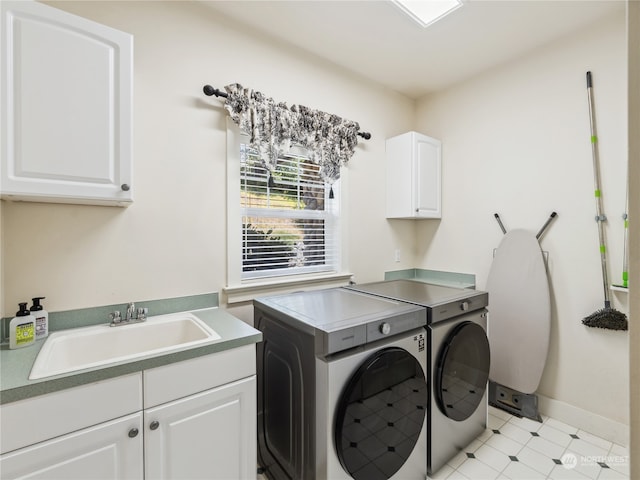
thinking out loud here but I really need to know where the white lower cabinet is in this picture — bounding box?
[145,376,257,480]
[0,413,144,480]
[0,347,257,480]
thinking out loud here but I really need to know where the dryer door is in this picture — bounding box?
[435,321,490,421]
[334,347,428,480]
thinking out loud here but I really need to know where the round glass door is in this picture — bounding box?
[334,347,428,480]
[435,321,491,421]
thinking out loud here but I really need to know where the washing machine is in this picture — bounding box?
[345,280,490,475]
[254,288,429,480]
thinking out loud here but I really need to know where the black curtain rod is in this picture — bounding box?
[203,85,372,140]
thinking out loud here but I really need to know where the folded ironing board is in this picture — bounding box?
[486,229,551,394]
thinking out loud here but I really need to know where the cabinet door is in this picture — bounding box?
[386,131,441,219]
[0,413,143,480]
[0,1,133,206]
[145,376,257,480]
[415,135,441,218]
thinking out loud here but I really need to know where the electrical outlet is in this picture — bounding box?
[394,249,401,263]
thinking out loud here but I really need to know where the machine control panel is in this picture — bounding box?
[366,310,426,343]
[430,291,489,324]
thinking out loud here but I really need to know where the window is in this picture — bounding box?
[392,0,462,28]
[240,145,339,280]
[226,121,344,289]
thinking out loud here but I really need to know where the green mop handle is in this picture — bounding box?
[623,211,628,288]
[622,157,629,288]
[586,71,612,307]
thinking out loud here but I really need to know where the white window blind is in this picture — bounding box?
[240,143,339,280]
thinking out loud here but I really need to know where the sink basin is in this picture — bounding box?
[29,312,221,380]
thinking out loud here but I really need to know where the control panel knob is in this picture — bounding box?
[460,301,470,311]
[379,322,391,335]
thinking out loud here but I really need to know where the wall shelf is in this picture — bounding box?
[610,285,629,293]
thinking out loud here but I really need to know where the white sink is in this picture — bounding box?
[29,312,221,380]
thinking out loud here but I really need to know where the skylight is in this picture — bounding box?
[392,0,463,28]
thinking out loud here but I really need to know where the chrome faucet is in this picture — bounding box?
[109,302,148,327]
[126,302,136,321]
[136,307,148,322]
[109,311,122,326]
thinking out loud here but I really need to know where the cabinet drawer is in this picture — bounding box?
[143,345,256,408]
[0,373,142,454]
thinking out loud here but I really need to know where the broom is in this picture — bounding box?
[582,71,628,331]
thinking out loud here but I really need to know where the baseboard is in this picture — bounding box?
[537,394,629,447]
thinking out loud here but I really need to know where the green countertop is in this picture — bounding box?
[0,308,262,405]
[384,268,476,288]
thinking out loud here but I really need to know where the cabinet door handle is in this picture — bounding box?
[121,183,130,191]
[149,420,160,430]
[128,428,139,438]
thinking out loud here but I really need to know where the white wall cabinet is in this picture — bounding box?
[386,131,442,219]
[0,347,257,480]
[0,0,133,206]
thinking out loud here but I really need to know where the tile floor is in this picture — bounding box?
[430,406,630,480]
[256,405,631,480]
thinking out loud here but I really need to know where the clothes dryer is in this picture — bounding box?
[254,288,428,480]
[345,280,490,475]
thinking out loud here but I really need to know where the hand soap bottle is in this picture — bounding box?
[9,303,36,349]
[30,297,49,339]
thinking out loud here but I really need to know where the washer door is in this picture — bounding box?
[334,347,428,480]
[435,321,490,421]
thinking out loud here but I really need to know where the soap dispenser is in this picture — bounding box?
[30,297,49,339]
[9,303,36,349]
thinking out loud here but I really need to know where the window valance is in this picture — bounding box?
[222,83,364,184]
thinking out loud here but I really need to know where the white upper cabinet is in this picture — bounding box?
[386,131,442,219]
[1,0,133,206]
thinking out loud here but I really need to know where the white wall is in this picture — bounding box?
[1,0,415,316]
[628,0,639,474]
[415,10,629,429]
[0,201,4,318]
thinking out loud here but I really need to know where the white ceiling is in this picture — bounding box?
[201,0,624,99]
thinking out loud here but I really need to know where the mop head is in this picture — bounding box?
[582,308,628,331]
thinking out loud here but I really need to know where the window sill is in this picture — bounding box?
[224,272,353,304]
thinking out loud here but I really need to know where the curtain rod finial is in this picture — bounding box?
[203,85,228,98]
